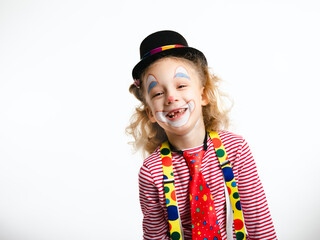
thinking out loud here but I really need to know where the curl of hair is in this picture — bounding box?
[126,54,232,156]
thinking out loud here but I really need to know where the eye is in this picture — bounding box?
[152,92,164,98]
[178,84,187,89]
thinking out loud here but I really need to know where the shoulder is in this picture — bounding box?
[139,146,165,186]
[143,146,162,167]
[216,131,256,168]
[217,130,245,146]
[139,146,162,176]
[215,130,251,159]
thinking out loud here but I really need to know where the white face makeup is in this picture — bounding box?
[174,66,190,80]
[146,66,190,96]
[153,66,193,128]
[146,75,158,94]
[155,100,195,128]
[145,59,207,134]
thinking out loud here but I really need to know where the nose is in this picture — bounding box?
[166,88,178,104]
[168,96,175,103]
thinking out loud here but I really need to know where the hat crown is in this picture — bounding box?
[132,30,206,79]
[139,30,188,59]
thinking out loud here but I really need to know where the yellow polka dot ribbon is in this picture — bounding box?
[209,131,246,240]
[160,141,183,240]
[160,132,246,240]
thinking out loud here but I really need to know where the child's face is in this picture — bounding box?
[143,57,208,137]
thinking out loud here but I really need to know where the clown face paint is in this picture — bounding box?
[146,75,158,94]
[155,100,195,128]
[144,58,208,139]
[174,66,190,80]
[147,66,190,95]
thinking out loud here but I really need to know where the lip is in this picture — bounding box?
[155,100,195,128]
[165,104,189,120]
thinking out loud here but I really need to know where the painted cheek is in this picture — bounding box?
[155,112,167,123]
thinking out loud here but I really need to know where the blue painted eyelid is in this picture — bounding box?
[175,72,190,79]
[148,81,158,94]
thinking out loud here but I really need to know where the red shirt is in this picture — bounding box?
[139,131,277,240]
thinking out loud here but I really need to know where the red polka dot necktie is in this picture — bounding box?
[183,150,222,240]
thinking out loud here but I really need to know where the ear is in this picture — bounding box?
[146,106,157,123]
[200,87,209,106]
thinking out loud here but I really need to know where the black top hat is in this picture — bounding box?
[132,30,207,80]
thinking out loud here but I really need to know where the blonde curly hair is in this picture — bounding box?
[126,54,231,156]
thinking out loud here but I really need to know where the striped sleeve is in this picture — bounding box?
[234,138,277,240]
[139,162,170,240]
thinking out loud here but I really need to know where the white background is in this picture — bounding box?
[1,0,319,239]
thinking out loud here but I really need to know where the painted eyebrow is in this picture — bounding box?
[174,66,190,79]
[146,75,158,94]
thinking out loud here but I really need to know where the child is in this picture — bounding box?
[127,30,277,240]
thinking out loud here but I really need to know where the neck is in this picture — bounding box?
[166,120,206,151]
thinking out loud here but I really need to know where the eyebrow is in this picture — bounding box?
[174,66,190,80]
[174,72,190,79]
[148,81,158,94]
[146,75,158,94]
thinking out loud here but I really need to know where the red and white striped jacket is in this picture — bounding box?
[139,131,277,240]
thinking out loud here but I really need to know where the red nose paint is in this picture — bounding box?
[168,96,174,102]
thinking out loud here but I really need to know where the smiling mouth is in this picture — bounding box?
[166,108,187,119]
[155,101,195,128]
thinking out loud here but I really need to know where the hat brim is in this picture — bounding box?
[132,47,207,80]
